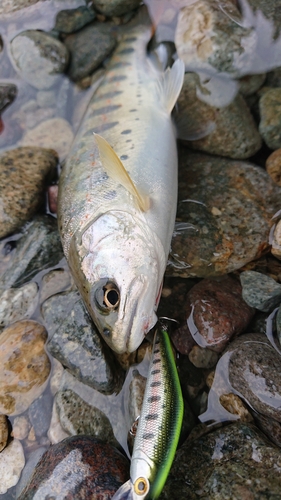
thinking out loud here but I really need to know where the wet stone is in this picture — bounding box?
[55,389,117,446]
[184,276,255,353]
[16,446,47,499]
[21,117,74,161]
[0,282,38,330]
[259,88,281,150]
[176,73,261,159]
[161,422,281,499]
[253,412,281,448]
[0,320,51,415]
[0,82,17,113]
[10,30,69,90]
[219,393,254,423]
[18,435,129,500]
[64,23,116,81]
[0,438,25,494]
[90,0,142,17]
[12,415,31,441]
[276,304,281,345]
[271,219,281,260]
[188,345,219,369]
[54,6,96,33]
[0,0,43,15]
[0,215,64,292]
[40,268,71,304]
[0,414,8,451]
[28,392,53,438]
[240,270,281,311]
[0,146,58,238]
[238,73,266,96]
[266,147,281,185]
[42,290,122,394]
[167,150,281,278]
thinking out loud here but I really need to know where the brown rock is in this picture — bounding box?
[0,414,8,451]
[266,148,281,186]
[0,320,51,415]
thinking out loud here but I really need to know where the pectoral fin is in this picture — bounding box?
[94,133,150,212]
[111,480,134,500]
[156,58,185,114]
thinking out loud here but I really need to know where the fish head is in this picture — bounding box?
[70,211,166,354]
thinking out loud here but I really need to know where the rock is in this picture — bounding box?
[47,184,58,214]
[0,414,8,451]
[0,438,25,494]
[161,423,281,499]
[177,356,206,400]
[16,447,47,498]
[0,215,64,292]
[259,88,281,150]
[55,389,117,446]
[188,345,219,369]
[271,219,281,260]
[40,268,71,303]
[10,30,69,90]
[170,324,197,356]
[42,290,122,394]
[0,320,51,415]
[11,98,55,131]
[90,0,141,17]
[238,73,266,96]
[276,304,281,345]
[36,89,57,108]
[247,0,281,38]
[21,117,74,161]
[0,146,58,238]
[18,435,129,499]
[266,148,281,185]
[0,0,43,15]
[176,73,261,159]
[0,282,38,330]
[128,369,146,424]
[167,150,281,277]
[12,415,31,440]
[48,402,69,445]
[240,270,281,311]
[219,393,254,423]
[254,412,281,448]
[54,6,96,33]
[0,82,17,113]
[184,276,255,352]
[28,392,53,438]
[0,117,22,148]
[49,358,64,396]
[64,23,116,81]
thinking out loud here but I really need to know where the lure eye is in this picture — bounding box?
[134,477,149,496]
[94,281,120,312]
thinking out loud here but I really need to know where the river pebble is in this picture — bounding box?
[42,290,122,394]
[0,146,58,238]
[0,438,25,494]
[0,0,42,15]
[40,268,71,303]
[162,422,281,499]
[16,447,47,498]
[91,0,141,17]
[0,320,51,415]
[266,147,281,185]
[12,415,31,441]
[10,30,69,90]
[18,435,129,500]
[0,282,38,330]
[259,88,281,150]
[28,392,53,438]
[188,345,219,369]
[176,73,261,159]
[240,270,281,311]
[64,23,116,82]
[55,6,96,33]
[0,414,8,451]
[167,149,281,278]
[55,389,117,446]
[0,215,64,292]
[238,73,266,96]
[21,117,74,161]
[48,402,69,445]
[0,82,17,113]
[184,276,255,352]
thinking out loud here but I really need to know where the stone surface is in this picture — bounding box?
[55,389,117,446]
[12,415,31,441]
[0,0,45,15]
[64,23,116,81]
[0,82,17,113]
[0,414,8,452]
[184,276,255,352]
[10,30,69,90]
[219,393,254,423]
[167,150,281,277]
[54,6,96,33]
[0,282,38,330]
[16,447,47,498]
[259,88,281,150]
[238,73,266,96]
[42,290,122,394]
[0,146,58,238]
[91,0,141,17]
[28,392,53,438]
[271,219,281,260]
[40,267,72,303]
[161,423,281,499]
[21,117,74,161]
[188,345,219,369]
[176,73,261,159]
[240,270,281,311]
[0,438,25,494]
[18,435,129,500]
[0,320,51,415]
[266,147,281,185]
[0,215,64,292]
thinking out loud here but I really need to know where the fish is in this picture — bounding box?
[58,8,185,354]
[112,321,184,500]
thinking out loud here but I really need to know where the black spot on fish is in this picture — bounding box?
[109,74,128,82]
[154,349,160,354]
[98,90,123,100]
[120,155,128,160]
[86,122,119,135]
[143,433,154,440]
[118,47,135,54]
[110,62,131,69]
[152,358,161,365]
[121,129,132,135]
[150,381,161,387]
[125,36,137,42]
[89,104,121,117]
[145,414,158,421]
[148,395,161,403]
[151,369,160,375]
[126,139,132,143]
[130,109,137,112]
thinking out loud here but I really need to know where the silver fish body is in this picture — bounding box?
[58,12,184,353]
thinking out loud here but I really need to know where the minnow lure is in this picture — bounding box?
[112,322,184,499]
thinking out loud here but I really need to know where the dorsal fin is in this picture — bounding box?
[156,58,185,114]
[94,133,150,212]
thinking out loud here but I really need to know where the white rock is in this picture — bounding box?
[48,401,69,444]
[12,415,31,440]
[0,439,25,494]
[0,282,38,329]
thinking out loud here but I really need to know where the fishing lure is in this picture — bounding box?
[113,322,184,499]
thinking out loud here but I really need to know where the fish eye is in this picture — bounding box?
[134,477,149,496]
[94,281,120,311]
